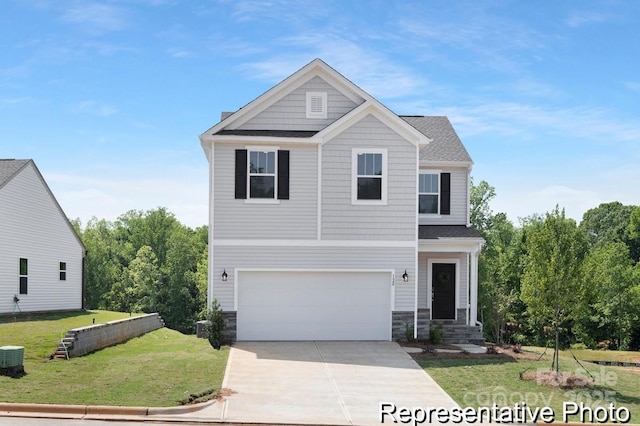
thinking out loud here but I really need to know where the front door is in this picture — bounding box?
[432,263,456,319]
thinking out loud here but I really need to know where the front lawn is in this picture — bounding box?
[0,310,229,406]
[418,347,640,423]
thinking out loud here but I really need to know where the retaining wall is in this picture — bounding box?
[60,313,165,357]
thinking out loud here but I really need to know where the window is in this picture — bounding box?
[419,172,451,215]
[352,149,387,204]
[249,150,276,198]
[59,262,67,281]
[19,258,28,295]
[419,173,439,214]
[306,92,327,119]
[235,149,290,200]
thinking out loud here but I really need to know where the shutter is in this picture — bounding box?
[235,149,247,199]
[440,173,451,215]
[277,150,290,200]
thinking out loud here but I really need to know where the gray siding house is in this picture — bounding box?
[0,159,85,314]
[200,59,484,342]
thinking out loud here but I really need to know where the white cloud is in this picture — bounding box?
[240,35,426,99]
[61,3,128,34]
[566,11,611,28]
[73,100,118,117]
[47,169,209,229]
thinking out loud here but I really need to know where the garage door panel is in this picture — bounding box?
[237,271,392,341]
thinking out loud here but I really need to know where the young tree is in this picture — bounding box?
[520,207,587,372]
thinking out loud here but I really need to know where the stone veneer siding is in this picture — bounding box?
[222,311,237,343]
[391,311,414,341]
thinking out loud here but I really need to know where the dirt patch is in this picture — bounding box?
[406,344,542,361]
[521,370,593,389]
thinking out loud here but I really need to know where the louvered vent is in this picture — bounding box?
[306,92,327,118]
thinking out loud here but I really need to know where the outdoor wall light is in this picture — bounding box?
[402,270,409,282]
[221,269,228,282]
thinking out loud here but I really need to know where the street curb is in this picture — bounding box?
[0,400,211,416]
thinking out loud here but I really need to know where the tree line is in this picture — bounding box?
[473,180,640,351]
[72,208,208,333]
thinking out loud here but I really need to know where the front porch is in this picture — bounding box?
[415,225,485,344]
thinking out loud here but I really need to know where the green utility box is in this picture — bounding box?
[0,345,25,368]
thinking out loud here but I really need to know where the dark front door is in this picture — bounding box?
[432,263,456,319]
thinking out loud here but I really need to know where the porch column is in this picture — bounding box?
[469,250,479,326]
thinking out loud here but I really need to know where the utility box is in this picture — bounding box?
[0,346,24,368]
[196,320,210,338]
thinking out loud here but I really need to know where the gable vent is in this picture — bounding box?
[306,92,327,119]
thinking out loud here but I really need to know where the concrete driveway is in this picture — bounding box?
[200,341,459,425]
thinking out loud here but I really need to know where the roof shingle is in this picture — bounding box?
[401,116,472,164]
[0,159,30,189]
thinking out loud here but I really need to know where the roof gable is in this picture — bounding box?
[200,58,431,149]
[0,159,86,252]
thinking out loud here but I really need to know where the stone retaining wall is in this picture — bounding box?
[59,313,164,358]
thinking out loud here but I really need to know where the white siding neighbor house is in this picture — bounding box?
[200,59,484,342]
[0,159,85,314]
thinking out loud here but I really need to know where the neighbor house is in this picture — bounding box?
[200,59,484,342]
[0,159,85,314]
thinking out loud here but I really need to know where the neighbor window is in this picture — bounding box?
[352,149,387,204]
[249,150,276,199]
[19,258,28,294]
[419,173,439,214]
[59,262,67,281]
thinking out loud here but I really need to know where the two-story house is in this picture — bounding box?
[200,59,484,343]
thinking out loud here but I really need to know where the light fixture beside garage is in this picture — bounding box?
[402,270,409,282]
[221,269,228,282]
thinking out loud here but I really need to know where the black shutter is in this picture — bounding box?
[235,149,247,199]
[440,172,451,215]
[277,150,290,200]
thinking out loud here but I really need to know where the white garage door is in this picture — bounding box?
[237,271,392,341]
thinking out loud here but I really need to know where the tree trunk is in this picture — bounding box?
[553,308,560,375]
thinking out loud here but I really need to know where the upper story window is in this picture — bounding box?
[235,149,290,201]
[352,148,387,205]
[249,150,276,198]
[419,173,439,214]
[306,92,327,119]
[419,172,451,215]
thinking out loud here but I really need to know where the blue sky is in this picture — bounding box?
[2,0,639,228]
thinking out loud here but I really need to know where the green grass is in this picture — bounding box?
[419,349,640,423]
[0,311,229,406]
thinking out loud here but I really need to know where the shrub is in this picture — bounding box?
[429,325,443,344]
[405,323,415,342]
[205,299,225,350]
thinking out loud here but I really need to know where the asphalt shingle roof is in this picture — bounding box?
[0,159,30,189]
[419,225,483,240]
[401,116,473,164]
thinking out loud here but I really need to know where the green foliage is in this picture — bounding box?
[520,207,587,371]
[405,323,415,342]
[581,202,640,261]
[470,178,496,234]
[205,299,225,350]
[575,242,636,349]
[78,208,208,333]
[429,325,443,344]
